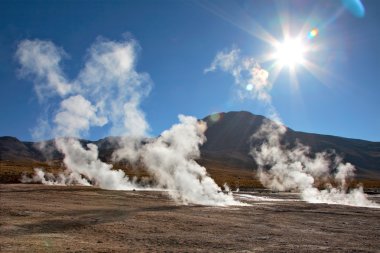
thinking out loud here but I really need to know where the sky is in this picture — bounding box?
[0,0,379,142]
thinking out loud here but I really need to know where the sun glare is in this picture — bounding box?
[274,38,306,68]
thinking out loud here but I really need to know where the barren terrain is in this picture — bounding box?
[1,184,380,252]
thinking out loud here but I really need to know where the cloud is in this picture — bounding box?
[205,47,271,103]
[16,40,72,100]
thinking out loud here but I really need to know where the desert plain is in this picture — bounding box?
[1,184,379,252]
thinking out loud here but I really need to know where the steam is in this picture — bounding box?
[57,138,138,190]
[16,37,151,140]
[77,37,151,137]
[208,47,379,208]
[16,36,243,206]
[251,120,379,208]
[21,168,77,186]
[205,48,271,103]
[141,115,243,206]
[15,39,72,99]
[16,36,149,191]
[54,95,107,137]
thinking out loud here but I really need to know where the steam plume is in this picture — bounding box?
[54,95,107,137]
[16,36,152,191]
[251,120,379,208]
[207,47,379,208]
[141,115,243,206]
[55,138,137,190]
[16,36,243,206]
[15,40,72,100]
[205,48,271,102]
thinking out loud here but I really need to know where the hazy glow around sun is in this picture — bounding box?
[273,37,306,68]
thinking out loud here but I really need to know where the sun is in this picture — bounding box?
[264,35,312,89]
[273,37,306,68]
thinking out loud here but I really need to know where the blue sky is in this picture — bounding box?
[0,0,379,141]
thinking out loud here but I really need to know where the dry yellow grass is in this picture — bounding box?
[1,159,379,190]
[197,159,263,189]
[0,160,62,183]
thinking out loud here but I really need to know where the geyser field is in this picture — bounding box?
[2,1,380,251]
[1,184,379,252]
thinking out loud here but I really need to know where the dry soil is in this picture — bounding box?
[0,184,379,252]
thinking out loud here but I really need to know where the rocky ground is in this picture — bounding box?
[0,184,379,252]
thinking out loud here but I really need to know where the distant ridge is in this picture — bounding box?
[1,111,379,179]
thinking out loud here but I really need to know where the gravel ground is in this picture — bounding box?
[1,184,379,252]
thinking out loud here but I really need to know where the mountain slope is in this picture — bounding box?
[201,111,380,178]
[0,136,45,161]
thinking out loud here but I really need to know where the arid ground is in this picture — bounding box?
[1,184,379,252]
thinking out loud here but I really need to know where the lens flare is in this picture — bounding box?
[341,0,365,18]
[308,28,319,39]
[246,84,254,91]
[210,112,223,123]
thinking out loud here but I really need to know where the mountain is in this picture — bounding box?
[0,136,46,161]
[201,111,380,178]
[1,111,379,180]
